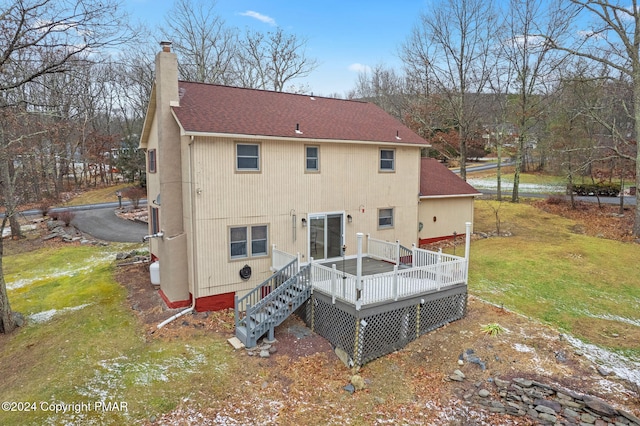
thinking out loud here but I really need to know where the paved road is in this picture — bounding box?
[70,205,148,243]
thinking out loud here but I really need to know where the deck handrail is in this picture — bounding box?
[367,235,399,264]
[311,262,358,304]
[310,256,467,309]
[235,257,298,330]
[272,245,298,271]
[412,247,464,267]
[242,265,312,345]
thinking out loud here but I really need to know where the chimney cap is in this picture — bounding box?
[160,41,172,52]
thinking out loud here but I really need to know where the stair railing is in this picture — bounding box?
[234,257,298,331]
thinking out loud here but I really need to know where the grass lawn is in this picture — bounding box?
[0,243,239,425]
[63,183,136,207]
[1,196,638,424]
[470,200,640,359]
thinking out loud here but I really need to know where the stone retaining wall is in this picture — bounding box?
[470,377,640,425]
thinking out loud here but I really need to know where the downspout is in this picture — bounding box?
[157,136,198,329]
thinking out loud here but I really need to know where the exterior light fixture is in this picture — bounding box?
[301,218,307,227]
[347,214,352,223]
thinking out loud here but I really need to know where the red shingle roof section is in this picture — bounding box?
[420,158,481,197]
[171,81,427,145]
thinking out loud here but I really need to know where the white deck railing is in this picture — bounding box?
[272,223,471,310]
[311,263,358,304]
[367,235,400,264]
[272,245,298,271]
[310,255,467,309]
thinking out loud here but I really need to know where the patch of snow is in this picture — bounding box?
[584,313,640,328]
[467,178,564,194]
[513,343,534,353]
[2,224,37,238]
[565,334,640,387]
[7,252,117,290]
[28,303,92,323]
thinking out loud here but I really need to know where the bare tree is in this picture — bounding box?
[549,0,640,235]
[400,0,499,180]
[237,28,319,92]
[162,0,238,84]
[499,0,574,202]
[0,0,133,334]
[350,64,409,120]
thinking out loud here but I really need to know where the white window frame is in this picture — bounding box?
[379,148,395,172]
[378,208,394,229]
[229,224,269,260]
[305,145,319,172]
[236,143,260,172]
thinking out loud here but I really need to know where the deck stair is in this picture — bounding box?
[235,259,311,348]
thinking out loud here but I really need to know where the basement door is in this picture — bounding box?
[309,213,344,261]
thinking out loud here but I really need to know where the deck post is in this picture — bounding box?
[356,233,363,305]
[464,222,471,284]
[271,244,276,270]
[393,265,399,301]
[411,243,416,268]
[437,249,442,291]
[395,240,400,265]
[331,264,337,304]
[296,252,301,273]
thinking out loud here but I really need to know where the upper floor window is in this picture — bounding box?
[380,149,395,171]
[236,143,260,171]
[148,149,157,173]
[306,146,319,172]
[378,208,394,229]
[230,225,269,260]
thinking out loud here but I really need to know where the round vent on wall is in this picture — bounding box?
[239,264,252,280]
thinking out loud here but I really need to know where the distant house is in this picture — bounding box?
[139,42,479,313]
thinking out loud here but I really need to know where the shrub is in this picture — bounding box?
[58,210,75,226]
[569,183,621,197]
[122,186,146,209]
[546,195,565,205]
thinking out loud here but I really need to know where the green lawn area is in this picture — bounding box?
[0,244,239,425]
[469,200,640,359]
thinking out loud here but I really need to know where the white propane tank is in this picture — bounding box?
[150,261,160,285]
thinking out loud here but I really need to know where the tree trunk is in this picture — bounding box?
[0,218,16,334]
[496,141,502,201]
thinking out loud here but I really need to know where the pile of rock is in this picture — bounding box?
[245,338,278,358]
[467,377,640,425]
[43,220,105,245]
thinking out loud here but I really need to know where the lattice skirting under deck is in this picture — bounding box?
[295,283,467,367]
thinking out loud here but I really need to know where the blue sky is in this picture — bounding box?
[126,0,427,96]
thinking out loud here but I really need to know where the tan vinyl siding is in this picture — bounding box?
[188,136,421,298]
[418,197,475,240]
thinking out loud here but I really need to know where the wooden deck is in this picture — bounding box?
[321,257,403,276]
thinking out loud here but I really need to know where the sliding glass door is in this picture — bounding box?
[309,213,343,261]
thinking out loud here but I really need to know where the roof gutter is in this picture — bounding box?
[419,193,482,199]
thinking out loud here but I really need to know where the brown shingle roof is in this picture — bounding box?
[171,81,427,145]
[420,158,481,197]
